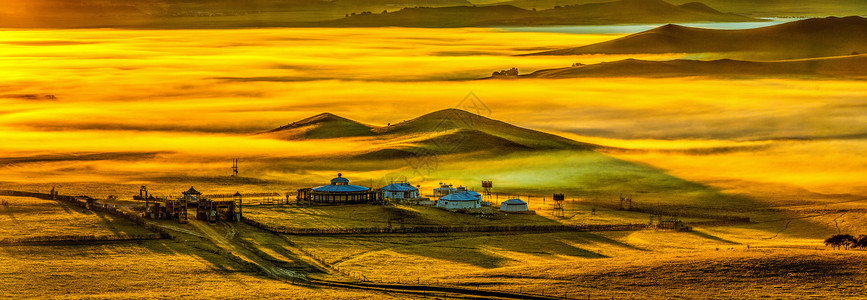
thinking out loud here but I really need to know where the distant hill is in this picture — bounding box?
[518,55,867,79]
[486,0,867,17]
[0,0,471,28]
[264,108,595,158]
[528,16,867,59]
[317,0,757,27]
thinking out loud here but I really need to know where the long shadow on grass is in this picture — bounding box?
[690,230,741,245]
[357,232,614,269]
[567,231,648,251]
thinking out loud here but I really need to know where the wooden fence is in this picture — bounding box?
[242,216,647,235]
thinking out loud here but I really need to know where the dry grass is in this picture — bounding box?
[0,241,398,299]
[242,201,671,230]
[287,228,867,299]
[0,195,152,239]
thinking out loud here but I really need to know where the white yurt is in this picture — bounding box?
[499,199,528,212]
[380,182,420,199]
[436,192,481,210]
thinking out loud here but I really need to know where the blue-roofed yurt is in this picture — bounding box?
[297,173,377,204]
[380,182,419,199]
[436,189,481,210]
[499,199,528,212]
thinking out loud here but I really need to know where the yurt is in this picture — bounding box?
[297,173,377,204]
[380,182,420,199]
[499,199,528,212]
[437,191,481,209]
[433,182,455,197]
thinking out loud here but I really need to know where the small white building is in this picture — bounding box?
[437,191,481,210]
[433,182,455,197]
[499,199,529,212]
[380,182,420,199]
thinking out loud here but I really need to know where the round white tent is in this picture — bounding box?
[436,192,481,210]
[499,199,528,212]
[380,182,419,199]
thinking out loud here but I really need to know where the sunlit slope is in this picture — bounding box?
[522,55,867,79]
[322,0,756,27]
[529,16,867,59]
[267,113,376,139]
[263,108,595,157]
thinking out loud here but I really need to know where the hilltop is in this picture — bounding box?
[266,113,376,140]
[263,108,595,158]
[319,0,758,27]
[528,16,867,59]
[517,55,867,79]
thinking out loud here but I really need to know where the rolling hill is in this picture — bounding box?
[528,16,867,59]
[485,0,867,17]
[318,0,757,27]
[263,108,596,158]
[266,113,376,140]
[519,54,867,79]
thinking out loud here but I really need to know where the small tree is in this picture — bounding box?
[825,234,858,250]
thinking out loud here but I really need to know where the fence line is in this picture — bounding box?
[242,216,646,235]
[204,192,281,199]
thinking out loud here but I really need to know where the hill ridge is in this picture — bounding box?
[527,16,867,59]
[517,54,867,79]
[264,108,597,158]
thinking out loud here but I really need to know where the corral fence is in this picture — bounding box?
[242,216,647,235]
[0,190,174,240]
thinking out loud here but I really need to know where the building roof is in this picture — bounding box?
[439,192,479,201]
[183,186,201,195]
[312,184,369,193]
[502,199,527,205]
[331,173,350,184]
[381,182,418,192]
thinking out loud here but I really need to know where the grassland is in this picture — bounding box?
[243,200,711,230]
[0,241,399,299]
[286,230,867,298]
[0,195,153,240]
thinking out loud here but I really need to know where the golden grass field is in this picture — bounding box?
[0,195,152,239]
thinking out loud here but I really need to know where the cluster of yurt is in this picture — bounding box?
[298,174,532,214]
